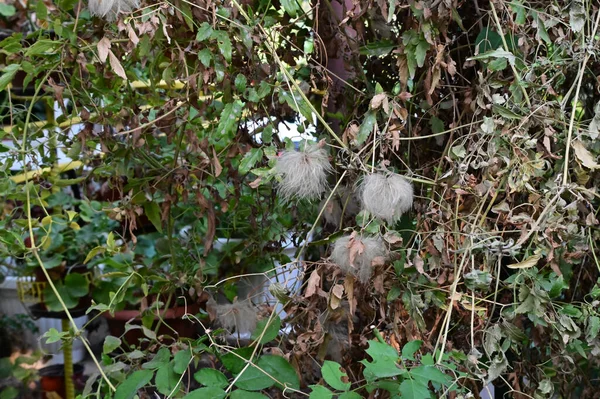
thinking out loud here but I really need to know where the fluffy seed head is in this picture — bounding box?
[330,234,387,283]
[276,143,332,202]
[214,301,258,334]
[88,0,139,21]
[361,172,413,223]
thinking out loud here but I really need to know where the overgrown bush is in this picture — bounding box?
[1,0,600,398]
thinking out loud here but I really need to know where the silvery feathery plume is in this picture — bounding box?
[361,172,413,223]
[88,0,139,21]
[275,141,333,202]
[213,301,258,334]
[330,234,387,283]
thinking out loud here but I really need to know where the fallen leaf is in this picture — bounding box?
[108,50,127,80]
[97,37,111,63]
[344,276,356,316]
[507,254,542,269]
[305,270,321,298]
[330,284,344,310]
[212,147,222,177]
[572,140,599,169]
[370,93,387,109]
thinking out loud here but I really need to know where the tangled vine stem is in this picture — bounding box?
[18,71,116,391]
[562,9,600,186]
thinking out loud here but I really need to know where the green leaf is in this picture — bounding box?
[0,4,16,17]
[235,74,247,93]
[43,284,78,311]
[415,39,429,67]
[280,0,299,16]
[309,385,333,398]
[0,64,21,91]
[216,100,244,139]
[430,116,445,135]
[387,286,402,301]
[103,336,121,354]
[321,360,350,391]
[142,347,171,370]
[156,362,181,395]
[510,1,526,25]
[0,386,19,399]
[194,368,228,389]
[173,350,192,374]
[239,148,263,175]
[356,112,377,146]
[64,273,89,298]
[143,201,163,233]
[251,316,281,344]
[84,246,105,264]
[230,390,269,399]
[0,34,22,54]
[474,27,503,54]
[24,40,60,56]
[399,379,431,399]
[196,23,213,42]
[43,328,65,344]
[360,340,402,381]
[338,392,362,399]
[184,387,227,399]
[401,340,422,361]
[114,369,154,399]
[198,48,212,67]
[235,355,299,391]
[222,347,253,375]
[359,40,396,56]
[410,365,450,385]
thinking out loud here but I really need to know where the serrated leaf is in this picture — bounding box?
[507,254,542,269]
[569,1,585,33]
[239,148,263,175]
[356,112,377,146]
[196,23,213,42]
[103,336,121,354]
[321,360,351,391]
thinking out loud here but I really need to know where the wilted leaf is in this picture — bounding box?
[572,140,599,169]
[507,254,542,269]
[97,37,111,63]
[108,50,127,80]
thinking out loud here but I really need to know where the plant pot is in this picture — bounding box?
[102,303,202,346]
[39,363,85,399]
